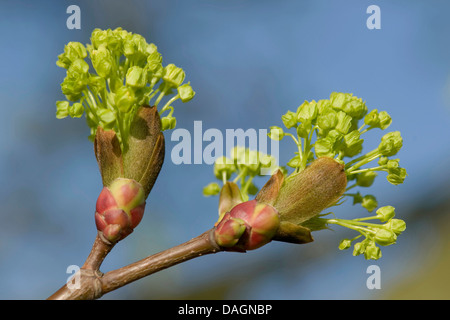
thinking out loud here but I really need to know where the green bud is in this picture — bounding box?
[385,159,407,185]
[68,58,90,77]
[281,111,297,129]
[56,42,88,69]
[126,66,147,88]
[242,150,261,174]
[374,228,397,246]
[335,111,353,135]
[230,146,246,163]
[112,27,130,40]
[353,241,367,256]
[327,129,343,144]
[361,195,378,212]
[352,191,363,205]
[115,86,136,113]
[163,64,185,88]
[317,111,338,131]
[378,156,388,166]
[178,83,196,102]
[386,172,406,185]
[91,45,113,78]
[329,93,367,119]
[297,100,318,123]
[314,130,342,158]
[122,33,152,65]
[364,243,382,260]
[385,218,406,235]
[329,92,348,111]
[91,28,122,52]
[61,76,85,101]
[147,51,163,73]
[296,122,310,138]
[69,102,84,118]
[104,29,123,53]
[378,131,403,156]
[203,182,221,196]
[314,138,334,158]
[214,156,236,180]
[339,239,352,250]
[356,171,378,187]
[316,99,332,114]
[90,28,111,50]
[56,101,70,119]
[364,109,380,127]
[342,130,364,157]
[342,95,367,119]
[161,116,177,131]
[287,156,301,168]
[376,206,395,222]
[88,75,106,93]
[378,111,392,130]
[364,109,392,130]
[122,37,136,57]
[386,159,399,170]
[260,154,277,169]
[268,126,285,141]
[97,109,116,128]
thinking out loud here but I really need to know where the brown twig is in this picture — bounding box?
[82,232,115,271]
[47,229,221,300]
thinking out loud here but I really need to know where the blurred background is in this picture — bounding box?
[0,0,449,299]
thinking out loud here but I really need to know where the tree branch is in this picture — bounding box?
[82,233,115,271]
[47,229,221,300]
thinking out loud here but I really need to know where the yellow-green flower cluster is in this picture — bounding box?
[56,28,195,150]
[268,92,407,260]
[203,147,282,201]
[328,206,406,260]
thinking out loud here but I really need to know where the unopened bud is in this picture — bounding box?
[214,215,246,248]
[376,206,395,222]
[374,228,397,246]
[95,178,146,243]
[268,126,284,141]
[339,239,352,250]
[378,131,403,156]
[356,171,377,187]
[353,241,366,256]
[361,195,378,212]
[214,200,280,251]
[364,244,382,260]
[385,219,406,235]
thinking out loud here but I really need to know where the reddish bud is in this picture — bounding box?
[96,188,117,214]
[214,215,246,248]
[214,200,280,251]
[95,178,146,243]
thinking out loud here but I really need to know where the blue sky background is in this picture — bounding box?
[0,0,449,299]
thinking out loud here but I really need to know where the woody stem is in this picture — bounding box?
[47,229,221,300]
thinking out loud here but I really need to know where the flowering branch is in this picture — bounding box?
[48,28,408,299]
